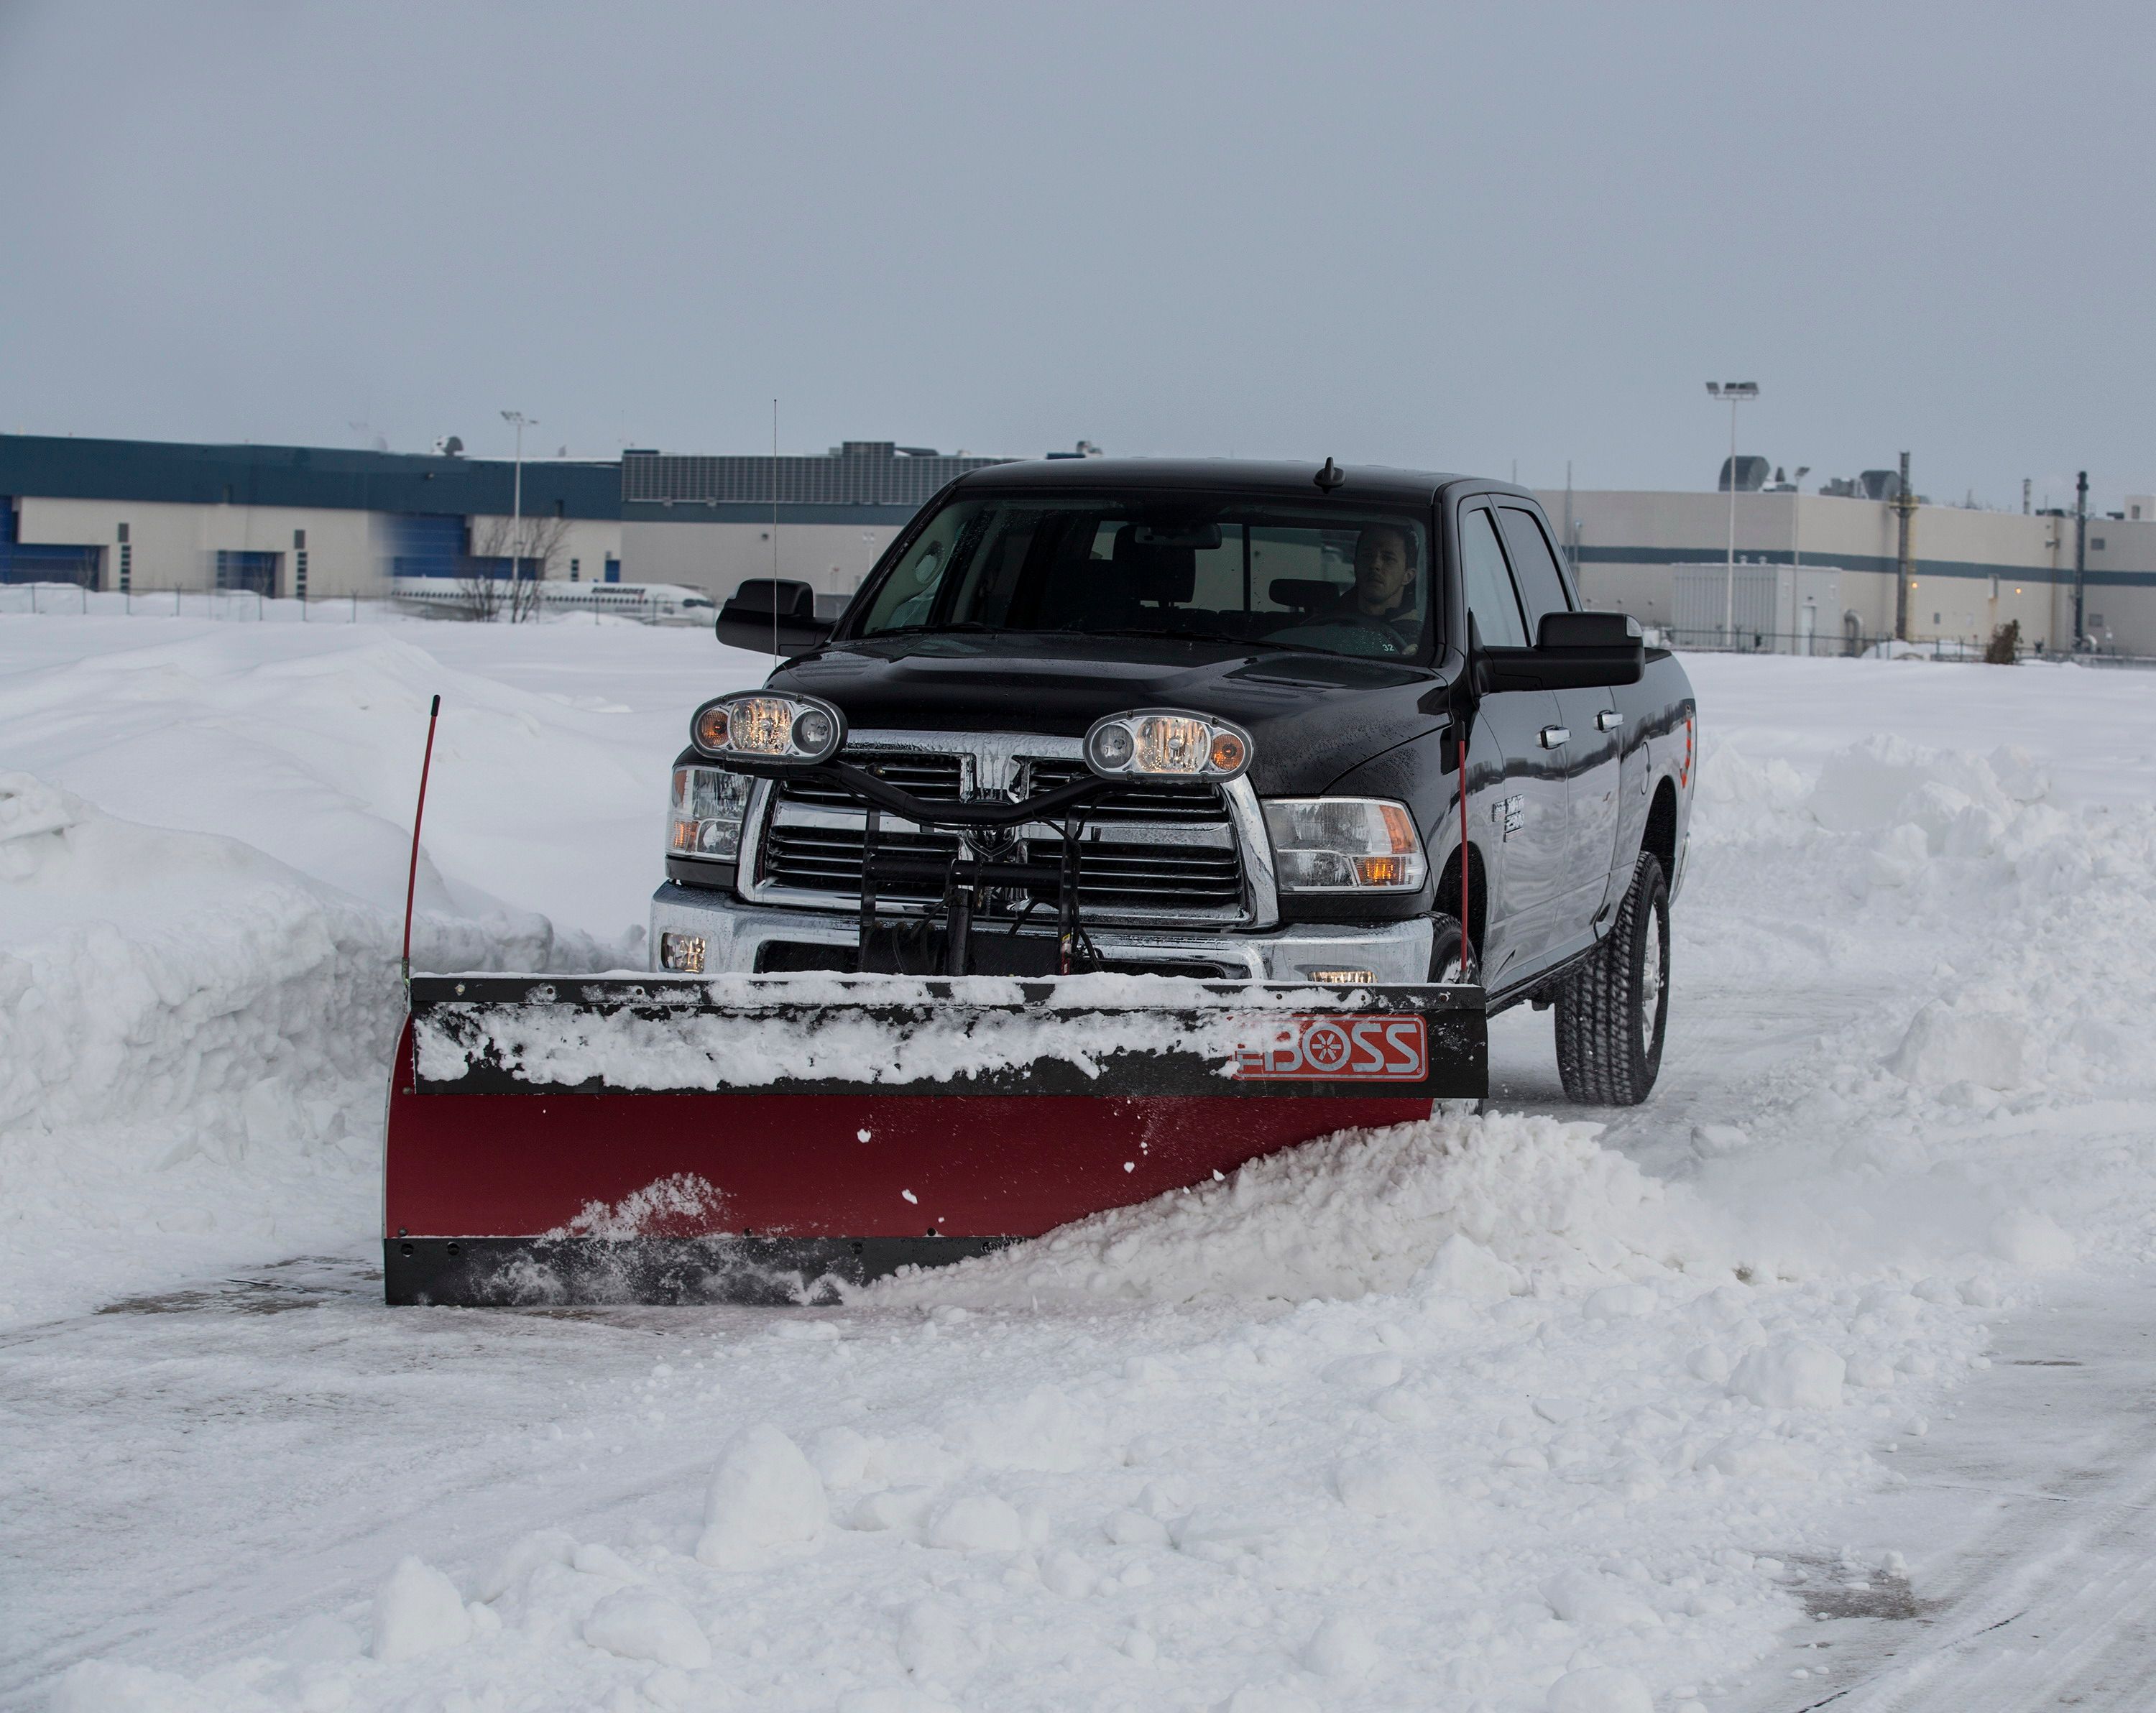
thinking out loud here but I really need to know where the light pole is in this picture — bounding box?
[1787,465,1810,572]
[1705,382,1759,647]
[501,410,535,591]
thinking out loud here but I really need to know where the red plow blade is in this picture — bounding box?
[383,974,1486,1304]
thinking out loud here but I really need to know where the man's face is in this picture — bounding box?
[1354,528,1413,614]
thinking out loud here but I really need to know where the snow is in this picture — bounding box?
[368,1556,473,1663]
[415,981,1376,1092]
[1726,1341,1846,1411]
[581,1587,714,1670]
[7,621,2156,1710]
[696,1422,829,1567]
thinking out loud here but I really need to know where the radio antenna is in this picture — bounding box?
[771,399,780,657]
[401,694,441,992]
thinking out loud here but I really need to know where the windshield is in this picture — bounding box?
[850,494,1432,659]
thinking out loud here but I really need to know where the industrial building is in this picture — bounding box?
[619,442,1018,617]
[1543,475,2156,656]
[0,433,1045,615]
[0,435,622,599]
[5,432,2150,655]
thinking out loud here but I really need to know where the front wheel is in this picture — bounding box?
[1552,854,1669,1105]
[1427,912,1478,986]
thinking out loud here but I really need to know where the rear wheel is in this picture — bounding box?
[1553,854,1669,1105]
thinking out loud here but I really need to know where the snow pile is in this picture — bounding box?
[0,775,402,1315]
[0,619,722,1319]
[0,622,737,936]
[696,1423,829,1566]
[870,1107,1733,1306]
[1680,726,2156,1277]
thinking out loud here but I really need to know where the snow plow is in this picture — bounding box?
[383,691,1488,1306]
[382,971,1485,1305]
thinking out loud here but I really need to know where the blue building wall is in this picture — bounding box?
[0,436,621,521]
[0,498,103,585]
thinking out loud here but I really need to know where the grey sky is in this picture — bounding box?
[3,1,2150,509]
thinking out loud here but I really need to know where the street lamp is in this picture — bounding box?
[1787,465,1810,573]
[1705,382,1759,647]
[501,410,536,588]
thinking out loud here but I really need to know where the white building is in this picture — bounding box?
[1541,482,2155,655]
[1,435,622,600]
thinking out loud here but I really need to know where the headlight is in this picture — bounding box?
[1084,708,1252,780]
[670,765,752,860]
[1263,798,1428,892]
[689,691,846,765]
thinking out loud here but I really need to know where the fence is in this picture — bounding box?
[0,583,410,624]
[1659,624,1896,658]
[1663,624,2156,668]
[0,582,704,627]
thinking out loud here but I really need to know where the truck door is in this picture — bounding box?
[1495,504,1622,948]
[1458,503,1567,982]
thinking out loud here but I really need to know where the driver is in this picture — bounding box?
[1330,523,1419,623]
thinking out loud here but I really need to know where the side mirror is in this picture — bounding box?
[714,578,834,654]
[716,604,834,654]
[1480,611,1645,692]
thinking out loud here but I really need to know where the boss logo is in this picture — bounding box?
[1233,1015,1429,1081]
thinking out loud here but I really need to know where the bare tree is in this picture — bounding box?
[453,514,573,622]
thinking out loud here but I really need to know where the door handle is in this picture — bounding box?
[1538,724,1570,749]
[1596,710,1623,731]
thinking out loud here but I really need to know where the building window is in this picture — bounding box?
[2091,536,2106,551]
[570,558,580,581]
[216,549,281,595]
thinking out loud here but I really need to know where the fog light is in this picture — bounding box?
[660,932,707,974]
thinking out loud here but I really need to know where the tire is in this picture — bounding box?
[1427,912,1478,985]
[1553,853,1669,1106]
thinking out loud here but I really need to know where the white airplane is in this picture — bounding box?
[392,579,718,626]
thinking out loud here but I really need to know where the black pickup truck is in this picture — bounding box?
[654,458,1697,1105]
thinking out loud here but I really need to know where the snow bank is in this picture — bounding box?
[870,1108,1731,1307]
[0,768,645,1319]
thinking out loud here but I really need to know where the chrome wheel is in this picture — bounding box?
[1639,895,1666,1062]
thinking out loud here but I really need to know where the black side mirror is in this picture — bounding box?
[716,604,834,654]
[714,577,834,654]
[1480,611,1645,692]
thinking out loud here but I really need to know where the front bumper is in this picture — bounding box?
[650,883,1435,984]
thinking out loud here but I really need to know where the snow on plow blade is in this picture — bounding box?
[383,973,1486,1306]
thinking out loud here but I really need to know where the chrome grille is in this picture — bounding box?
[1025,836,1242,905]
[760,826,1240,908]
[761,823,959,900]
[1023,759,1227,823]
[779,753,964,809]
[742,734,1254,925]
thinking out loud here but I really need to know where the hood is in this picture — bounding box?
[769,632,1448,795]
